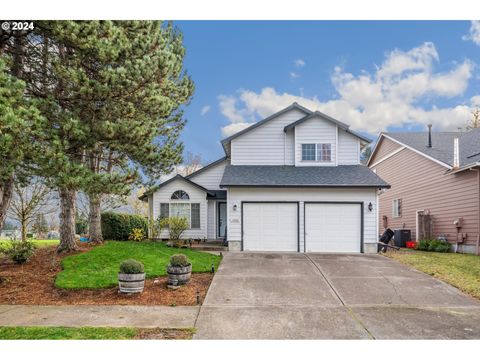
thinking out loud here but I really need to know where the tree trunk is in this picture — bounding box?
[0,176,14,229]
[88,193,103,244]
[57,188,78,253]
[21,218,27,242]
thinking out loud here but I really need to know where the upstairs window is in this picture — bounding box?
[317,144,332,162]
[301,143,332,162]
[301,144,316,161]
[171,190,189,200]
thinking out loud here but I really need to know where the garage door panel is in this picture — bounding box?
[305,203,361,253]
[243,203,298,252]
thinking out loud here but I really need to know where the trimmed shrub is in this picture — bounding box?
[4,241,36,264]
[119,259,145,274]
[101,212,148,241]
[170,254,190,267]
[417,239,451,253]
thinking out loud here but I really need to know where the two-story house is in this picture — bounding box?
[141,103,389,253]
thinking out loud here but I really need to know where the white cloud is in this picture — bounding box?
[221,122,254,137]
[294,59,306,67]
[463,20,480,46]
[218,42,475,136]
[201,105,211,116]
[289,72,299,78]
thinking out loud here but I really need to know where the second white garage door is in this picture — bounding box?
[243,203,298,251]
[305,203,361,253]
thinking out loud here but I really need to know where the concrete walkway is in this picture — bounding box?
[0,305,199,329]
[194,252,480,339]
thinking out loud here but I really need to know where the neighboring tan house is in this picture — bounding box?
[141,103,389,253]
[368,127,480,254]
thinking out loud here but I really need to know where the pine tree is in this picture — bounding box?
[0,53,43,228]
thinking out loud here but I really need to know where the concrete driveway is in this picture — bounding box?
[194,252,480,339]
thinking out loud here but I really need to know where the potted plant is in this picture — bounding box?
[167,254,192,286]
[118,259,146,294]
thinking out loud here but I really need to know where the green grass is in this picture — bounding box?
[0,326,137,340]
[55,241,221,289]
[0,239,59,249]
[384,250,480,300]
[0,326,195,340]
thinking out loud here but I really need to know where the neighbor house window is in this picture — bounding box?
[302,143,332,162]
[393,198,402,218]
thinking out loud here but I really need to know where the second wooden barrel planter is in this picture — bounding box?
[167,254,192,285]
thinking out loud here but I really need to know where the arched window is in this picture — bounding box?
[171,190,190,200]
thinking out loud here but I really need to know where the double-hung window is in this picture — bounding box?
[160,190,200,229]
[301,143,332,162]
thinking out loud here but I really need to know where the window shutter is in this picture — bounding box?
[191,203,200,229]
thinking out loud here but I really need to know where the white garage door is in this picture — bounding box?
[305,203,361,253]
[243,203,298,251]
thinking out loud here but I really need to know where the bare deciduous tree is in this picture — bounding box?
[8,180,56,241]
[467,106,480,130]
[176,152,203,176]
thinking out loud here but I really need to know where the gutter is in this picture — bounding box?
[448,162,480,174]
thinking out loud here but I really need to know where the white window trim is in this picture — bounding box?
[301,143,333,162]
[392,198,402,218]
[165,201,201,229]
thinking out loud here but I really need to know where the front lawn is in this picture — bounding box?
[384,250,480,300]
[0,239,59,250]
[55,241,221,289]
[0,326,195,340]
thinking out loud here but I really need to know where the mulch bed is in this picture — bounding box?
[135,328,195,340]
[0,245,213,306]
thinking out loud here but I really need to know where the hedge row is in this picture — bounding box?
[101,212,148,241]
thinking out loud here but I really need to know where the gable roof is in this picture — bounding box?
[283,111,371,143]
[368,128,480,171]
[185,156,227,180]
[139,174,213,201]
[220,164,390,188]
[220,102,311,154]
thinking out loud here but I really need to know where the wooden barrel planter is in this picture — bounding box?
[167,264,192,285]
[118,273,146,293]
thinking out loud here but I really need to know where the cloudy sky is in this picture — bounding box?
[176,21,480,162]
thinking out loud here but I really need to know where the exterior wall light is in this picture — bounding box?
[233,204,238,211]
[368,202,373,212]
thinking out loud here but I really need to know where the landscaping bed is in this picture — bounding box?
[0,242,218,306]
[383,249,480,300]
[0,326,195,340]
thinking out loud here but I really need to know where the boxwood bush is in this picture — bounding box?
[101,212,148,241]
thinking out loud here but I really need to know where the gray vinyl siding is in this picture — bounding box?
[227,187,377,252]
[294,117,337,166]
[151,178,207,239]
[230,108,306,165]
[372,146,480,244]
[338,130,360,165]
[207,200,217,239]
[188,159,228,190]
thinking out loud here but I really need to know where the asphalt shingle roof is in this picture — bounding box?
[220,165,390,188]
[385,128,480,168]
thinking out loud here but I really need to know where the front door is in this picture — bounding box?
[218,202,227,238]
